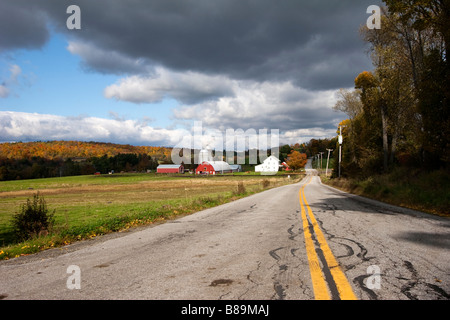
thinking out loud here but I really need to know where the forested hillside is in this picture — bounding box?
[0,141,172,161]
[0,141,172,181]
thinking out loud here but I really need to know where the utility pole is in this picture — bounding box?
[338,126,343,178]
[319,152,324,171]
[326,148,333,177]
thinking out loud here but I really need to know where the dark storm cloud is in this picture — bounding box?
[0,1,49,52]
[2,0,381,91]
[1,0,384,145]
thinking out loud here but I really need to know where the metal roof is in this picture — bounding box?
[157,164,183,168]
[201,161,232,171]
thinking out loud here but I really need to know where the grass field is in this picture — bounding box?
[0,172,304,259]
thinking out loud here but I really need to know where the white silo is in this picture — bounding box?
[199,146,213,164]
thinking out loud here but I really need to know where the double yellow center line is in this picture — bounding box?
[299,175,357,300]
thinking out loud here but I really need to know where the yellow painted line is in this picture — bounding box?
[299,176,330,300]
[299,175,357,300]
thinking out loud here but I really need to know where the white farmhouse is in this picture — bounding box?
[255,155,280,175]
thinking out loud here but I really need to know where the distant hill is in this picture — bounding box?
[0,141,172,162]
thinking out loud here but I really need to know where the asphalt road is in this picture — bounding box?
[1,169,449,300]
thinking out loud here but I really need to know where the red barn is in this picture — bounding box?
[157,164,184,173]
[196,161,232,175]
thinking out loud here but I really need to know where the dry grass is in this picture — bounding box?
[0,177,276,198]
[321,169,450,217]
[0,173,303,259]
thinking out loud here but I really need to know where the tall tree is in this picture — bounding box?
[382,0,450,167]
[355,71,390,172]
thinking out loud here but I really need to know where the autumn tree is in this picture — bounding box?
[286,151,307,170]
[333,89,363,165]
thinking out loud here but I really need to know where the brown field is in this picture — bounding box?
[0,173,305,258]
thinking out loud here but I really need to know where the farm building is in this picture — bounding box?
[157,164,184,174]
[229,164,242,172]
[281,162,291,171]
[198,147,213,164]
[255,155,280,174]
[196,161,232,175]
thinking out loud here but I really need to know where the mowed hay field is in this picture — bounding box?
[0,173,304,259]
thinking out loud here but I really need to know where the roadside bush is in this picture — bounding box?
[262,179,270,188]
[11,193,55,241]
[235,182,246,195]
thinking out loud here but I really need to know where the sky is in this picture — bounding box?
[0,0,382,148]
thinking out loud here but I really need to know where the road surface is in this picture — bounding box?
[1,169,449,300]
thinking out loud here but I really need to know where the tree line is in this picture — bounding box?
[0,140,172,181]
[0,140,332,180]
[0,153,160,181]
[279,139,337,171]
[334,1,449,177]
[0,141,172,162]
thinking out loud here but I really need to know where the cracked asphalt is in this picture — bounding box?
[1,170,449,300]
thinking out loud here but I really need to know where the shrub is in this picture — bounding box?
[262,179,270,188]
[11,193,55,241]
[235,182,246,195]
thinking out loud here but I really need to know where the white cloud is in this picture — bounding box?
[0,84,10,98]
[0,110,342,148]
[103,67,234,104]
[0,67,345,147]
[0,111,187,146]
[280,128,338,145]
[172,79,344,134]
[0,64,22,98]
[9,64,21,82]
[103,66,345,139]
